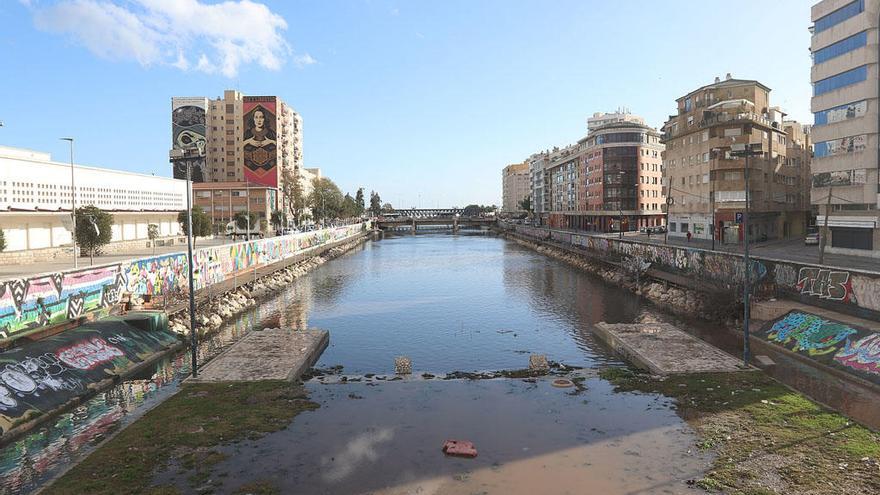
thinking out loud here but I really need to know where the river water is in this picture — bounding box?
[1,233,714,494]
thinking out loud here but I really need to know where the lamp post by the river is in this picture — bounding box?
[730,142,761,367]
[60,138,77,269]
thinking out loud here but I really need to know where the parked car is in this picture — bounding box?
[805,230,820,246]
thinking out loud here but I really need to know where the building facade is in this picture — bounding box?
[192,182,276,232]
[661,77,810,243]
[171,90,304,214]
[528,152,550,221]
[587,110,645,132]
[810,0,880,255]
[501,162,530,213]
[0,146,186,254]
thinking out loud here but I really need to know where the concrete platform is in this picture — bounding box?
[593,322,745,375]
[188,328,328,383]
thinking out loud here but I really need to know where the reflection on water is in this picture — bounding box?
[3,234,708,494]
[153,379,712,494]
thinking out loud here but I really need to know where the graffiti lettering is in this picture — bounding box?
[766,312,856,356]
[56,337,124,370]
[0,385,16,410]
[796,267,852,302]
[835,333,880,376]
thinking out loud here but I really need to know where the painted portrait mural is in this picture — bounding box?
[242,96,278,187]
[171,97,208,182]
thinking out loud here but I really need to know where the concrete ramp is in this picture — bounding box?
[189,328,328,383]
[593,322,743,375]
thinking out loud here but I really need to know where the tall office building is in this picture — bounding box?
[810,0,880,254]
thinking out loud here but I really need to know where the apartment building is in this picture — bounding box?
[501,162,530,213]
[192,182,276,232]
[528,152,550,222]
[587,110,645,132]
[578,120,665,232]
[171,91,304,218]
[661,76,810,243]
[810,0,880,255]
[546,143,584,228]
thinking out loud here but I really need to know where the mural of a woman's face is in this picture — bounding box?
[254,110,265,130]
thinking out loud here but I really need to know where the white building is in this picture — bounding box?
[0,145,187,257]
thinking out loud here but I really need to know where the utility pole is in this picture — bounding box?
[60,138,78,269]
[819,187,832,265]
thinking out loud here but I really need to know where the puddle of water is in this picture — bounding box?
[152,379,712,494]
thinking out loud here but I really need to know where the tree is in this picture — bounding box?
[147,224,159,254]
[281,168,307,227]
[518,196,532,213]
[355,188,366,215]
[381,202,394,213]
[369,191,382,216]
[234,211,259,230]
[75,206,114,264]
[309,177,344,224]
[178,206,211,246]
[0,229,6,252]
[341,193,359,219]
[270,210,286,230]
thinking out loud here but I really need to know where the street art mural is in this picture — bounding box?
[765,311,856,356]
[171,97,208,182]
[0,266,124,339]
[0,319,180,436]
[761,311,880,386]
[835,333,880,376]
[0,224,367,338]
[242,96,278,188]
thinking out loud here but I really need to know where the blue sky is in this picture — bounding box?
[0,0,813,208]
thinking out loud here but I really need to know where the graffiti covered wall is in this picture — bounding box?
[762,311,880,386]
[0,224,368,338]
[511,224,880,319]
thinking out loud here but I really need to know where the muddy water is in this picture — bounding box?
[3,233,718,494]
[154,379,712,494]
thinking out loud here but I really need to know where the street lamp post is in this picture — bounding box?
[60,138,77,269]
[730,143,762,367]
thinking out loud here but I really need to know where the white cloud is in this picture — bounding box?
[31,0,313,77]
[390,8,399,16]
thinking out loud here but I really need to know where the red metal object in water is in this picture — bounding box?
[442,439,478,458]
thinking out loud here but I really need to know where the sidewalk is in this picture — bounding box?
[0,237,233,279]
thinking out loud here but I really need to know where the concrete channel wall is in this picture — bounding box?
[0,223,370,341]
[507,224,880,320]
[502,223,880,386]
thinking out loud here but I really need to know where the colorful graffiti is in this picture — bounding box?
[765,311,856,356]
[796,267,853,302]
[0,224,367,338]
[834,333,880,375]
[760,310,880,385]
[0,317,180,435]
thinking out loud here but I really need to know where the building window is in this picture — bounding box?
[814,31,868,64]
[814,0,864,33]
[814,66,868,96]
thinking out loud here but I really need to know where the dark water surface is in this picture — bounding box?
[2,233,715,494]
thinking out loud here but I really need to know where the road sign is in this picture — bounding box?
[735,212,744,224]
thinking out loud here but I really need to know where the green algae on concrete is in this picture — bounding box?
[599,368,880,495]
[43,381,318,495]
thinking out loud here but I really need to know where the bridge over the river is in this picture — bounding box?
[376,209,496,232]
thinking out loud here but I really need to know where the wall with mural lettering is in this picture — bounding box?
[762,310,880,385]
[0,223,368,338]
[509,224,880,319]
